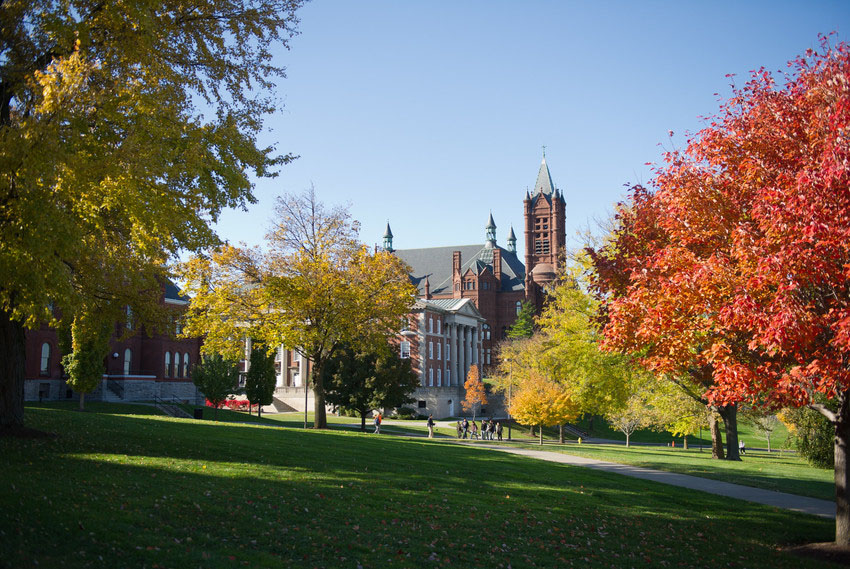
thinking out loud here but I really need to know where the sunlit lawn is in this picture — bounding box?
[1,403,837,568]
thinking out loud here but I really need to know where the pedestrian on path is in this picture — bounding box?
[739,439,746,454]
[373,413,382,434]
[427,414,435,438]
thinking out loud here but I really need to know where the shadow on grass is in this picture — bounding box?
[0,405,835,569]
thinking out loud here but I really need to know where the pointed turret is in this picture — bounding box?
[533,154,555,196]
[382,222,394,252]
[485,211,497,248]
[507,225,517,253]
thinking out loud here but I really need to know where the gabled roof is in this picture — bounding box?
[396,244,525,296]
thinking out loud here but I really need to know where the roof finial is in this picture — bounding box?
[542,144,546,158]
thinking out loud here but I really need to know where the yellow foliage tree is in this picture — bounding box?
[462,365,488,421]
[180,188,417,429]
[0,1,305,430]
[509,371,580,445]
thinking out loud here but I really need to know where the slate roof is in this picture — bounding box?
[396,244,525,296]
[165,281,189,302]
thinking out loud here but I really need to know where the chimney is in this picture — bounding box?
[452,251,462,298]
[424,276,431,299]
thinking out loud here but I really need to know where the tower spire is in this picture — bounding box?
[382,221,394,252]
[485,211,497,248]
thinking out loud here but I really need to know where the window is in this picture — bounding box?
[175,318,183,336]
[428,317,433,333]
[436,320,441,334]
[446,369,451,385]
[418,400,427,409]
[126,306,134,330]
[40,343,50,376]
[123,349,132,375]
[483,281,490,290]
[437,369,442,386]
[428,368,433,387]
[164,352,171,377]
[483,324,491,341]
[183,352,190,378]
[174,352,182,378]
[400,341,410,359]
[516,301,522,315]
[428,341,433,359]
[436,342,441,360]
[486,349,491,365]
[446,343,450,361]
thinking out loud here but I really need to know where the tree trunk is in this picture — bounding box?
[626,432,630,447]
[709,412,725,459]
[539,425,543,446]
[360,412,366,432]
[529,425,535,437]
[257,404,262,419]
[312,359,327,429]
[683,435,688,450]
[718,403,741,461]
[78,392,85,411]
[559,424,564,444]
[835,390,850,545]
[0,308,26,431]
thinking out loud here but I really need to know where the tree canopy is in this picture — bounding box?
[244,343,277,418]
[192,355,240,421]
[0,0,305,430]
[322,342,418,431]
[180,188,417,428]
[591,38,850,542]
[462,365,487,421]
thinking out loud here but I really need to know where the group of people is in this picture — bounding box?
[455,417,503,441]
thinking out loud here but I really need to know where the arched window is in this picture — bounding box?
[174,353,182,378]
[428,368,433,387]
[516,301,522,315]
[164,352,171,378]
[183,353,190,378]
[123,349,132,375]
[483,324,491,341]
[40,343,51,376]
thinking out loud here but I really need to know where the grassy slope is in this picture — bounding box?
[0,404,836,569]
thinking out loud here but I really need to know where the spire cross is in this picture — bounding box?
[542,145,546,158]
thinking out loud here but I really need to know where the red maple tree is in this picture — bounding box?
[592,36,850,542]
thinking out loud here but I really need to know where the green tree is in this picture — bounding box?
[180,188,417,429]
[780,399,837,469]
[0,1,305,431]
[61,311,113,411]
[509,370,580,445]
[507,301,535,339]
[322,343,418,431]
[244,344,277,418]
[192,356,240,421]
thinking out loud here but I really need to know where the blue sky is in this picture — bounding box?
[213,0,849,256]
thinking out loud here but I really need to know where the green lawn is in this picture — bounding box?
[0,403,836,568]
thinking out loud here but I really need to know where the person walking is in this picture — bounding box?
[462,418,469,439]
[427,414,435,438]
[471,421,478,440]
[373,412,382,434]
[456,420,462,439]
[739,439,746,455]
[496,421,503,441]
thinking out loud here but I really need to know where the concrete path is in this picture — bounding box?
[470,444,836,519]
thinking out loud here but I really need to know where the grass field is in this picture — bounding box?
[0,403,837,568]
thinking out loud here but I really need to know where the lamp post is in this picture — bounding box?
[507,359,512,441]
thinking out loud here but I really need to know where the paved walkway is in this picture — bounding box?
[469,444,836,519]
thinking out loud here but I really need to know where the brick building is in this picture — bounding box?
[24,282,203,404]
[386,154,567,417]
